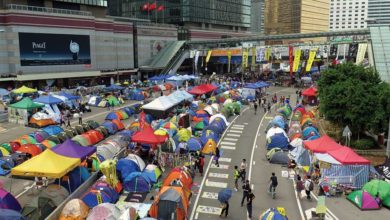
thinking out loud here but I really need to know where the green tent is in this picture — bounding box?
[363,179,390,207]
[107,96,120,106]
[9,97,44,109]
[194,121,205,130]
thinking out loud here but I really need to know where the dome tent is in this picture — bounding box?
[123,172,152,193]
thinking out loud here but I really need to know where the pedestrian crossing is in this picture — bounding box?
[194,122,246,219]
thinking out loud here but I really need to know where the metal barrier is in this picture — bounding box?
[158,152,190,169]
[7,4,92,17]
[323,175,355,186]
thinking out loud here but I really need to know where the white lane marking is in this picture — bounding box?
[244,123,248,125]
[230,127,244,130]
[196,205,222,215]
[228,130,243,133]
[219,157,232,163]
[248,111,268,181]
[232,124,245,127]
[221,146,236,150]
[189,112,242,220]
[205,179,228,188]
[220,141,236,146]
[251,184,254,190]
[227,133,240,137]
[211,164,229,169]
[253,161,256,165]
[209,172,229,179]
[201,192,219,199]
[255,144,258,149]
[224,138,238,141]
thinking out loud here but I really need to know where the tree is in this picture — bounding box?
[318,62,390,138]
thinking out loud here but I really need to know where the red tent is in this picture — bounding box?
[304,135,343,153]
[328,146,370,165]
[302,87,317,97]
[131,126,168,144]
[188,84,217,95]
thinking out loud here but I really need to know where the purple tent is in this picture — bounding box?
[52,139,96,161]
[0,188,22,211]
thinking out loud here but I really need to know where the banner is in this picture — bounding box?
[242,48,249,68]
[251,47,256,66]
[348,43,358,57]
[306,49,317,72]
[194,51,200,72]
[265,48,271,61]
[355,43,367,65]
[256,47,265,62]
[293,49,301,72]
[19,33,91,66]
[227,50,232,73]
[289,46,293,77]
[205,50,212,63]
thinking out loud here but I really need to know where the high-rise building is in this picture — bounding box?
[264,0,329,35]
[329,0,367,31]
[251,0,264,33]
[367,0,390,26]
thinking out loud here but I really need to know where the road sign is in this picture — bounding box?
[342,125,352,137]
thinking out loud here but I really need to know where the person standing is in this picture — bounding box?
[198,155,204,176]
[240,159,247,182]
[267,102,271,112]
[296,175,304,198]
[66,115,71,128]
[60,112,65,127]
[219,200,229,218]
[304,175,314,200]
[253,101,258,115]
[247,189,255,219]
[269,172,278,193]
[234,165,240,191]
[241,180,250,206]
[215,147,220,167]
[79,111,83,125]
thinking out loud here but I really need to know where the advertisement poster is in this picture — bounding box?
[19,33,91,66]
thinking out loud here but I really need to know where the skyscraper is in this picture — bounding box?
[251,0,264,33]
[368,0,390,26]
[329,0,367,31]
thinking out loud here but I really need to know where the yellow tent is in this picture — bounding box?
[12,85,37,94]
[201,139,216,155]
[11,149,80,178]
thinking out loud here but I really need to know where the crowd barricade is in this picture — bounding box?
[158,152,190,169]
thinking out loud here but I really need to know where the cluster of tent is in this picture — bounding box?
[88,95,123,108]
[289,105,371,189]
[128,88,148,101]
[346,179,390,210]
[242,81,270,101]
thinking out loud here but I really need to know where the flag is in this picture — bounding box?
[289,46,293,77]
[306,48,317,72]
[293,49,301,72]
[139,111,146,130]
[205,50,212,64]
[251,47,256,66]
[242,48,249,68]
[227,50,232,73]
[256,47,264,63]
[149,2,157,11]
[142,3,149,11]
[157,5,165,12]
[355,43,367,65]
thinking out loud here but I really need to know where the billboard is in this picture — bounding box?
[19,33,91,66]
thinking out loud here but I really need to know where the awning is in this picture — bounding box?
[16,71,102,81]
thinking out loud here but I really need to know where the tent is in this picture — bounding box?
[259,208,288,220]
[0,209,26,220]
[42,125,64,136]
[304,135,343,153]
[163,169,193,190]
[107,96,120,106]
[9,97,44,109]
[123,172,152,193]
[375,158,390,181]
[86,203,121,220]
[59,199,89,220]
[11,149,80,178]
[88,96,101,106]
[0,147,10,157]
[12,85,37,94]
[302,126,320,139]
[0,188,22,211]
[302,87,318,97]
[148,186,190,220]
[328,147,370,165]
[347,190,380,210]
[267,133,289,150]
[126,154,146,171]
[57,166,90,193]
[105,84,124,91]
[33,95,63,104]
[209,114,228,126]
[82,187,119,208]
[143,164,162,183]
[188,84,217,95]
[0,158,13,175]
[269,151,290,165]
[16,144,42,157]
[187,137,202,152]
[83,130,104,145]
[363,179,390,207]
[72,135,91,147]
[105,112,121,120]
[52,139,96,161]
[266,127,288,139]
[116,159,141,182]
[58,92,80,100]
[132,126,168,145]
[111,119,125,131]
[102,121,118,135]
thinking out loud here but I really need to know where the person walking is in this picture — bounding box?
[267,102,271,112]
[219,200,229,218]
[66,114,71,128]
[215,147,220,167]
[79,111,83,125]
[198,155,204,176]
[296,174,304,198]
[60,112,65,127]
[240,159,247,182]
[253,101,258,115]
[247,188,255,219]
[234,165,240,191]
[304,175,314,200]
[241,180,250,206]
[269,172,278,194]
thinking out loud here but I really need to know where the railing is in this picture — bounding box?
[6,4,92,17]
[158,152,190,169]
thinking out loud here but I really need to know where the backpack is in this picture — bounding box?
[309,181,314,191]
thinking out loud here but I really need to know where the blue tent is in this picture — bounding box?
[267,133,289,150]
[123,172,151,193]
[0,88,10,96]
[307,135,320,140]
[33,95,63,104]
[187,137,202,151]
[260,208,288,220]
[0,209,27,220]
[0,158,13,176]
[58,92,80,100]
[122,107,135,116]
[302,126,320,140]
[102,121,118,135]
[42,125,64,136]
[129,90,145,101]
[200,130,219,145]
[116,159,141,181]
[105,112,119,120]
[106,84,124,91]
[56,167,90,193]
[272,116,285,129]
[82,185,119,208]
[204,124,224,136]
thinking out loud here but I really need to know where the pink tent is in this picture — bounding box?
[188,84,217,95]
[304,135,343,153]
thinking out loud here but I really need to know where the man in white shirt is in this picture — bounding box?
[240,159,247,182]
[304,175,314,200]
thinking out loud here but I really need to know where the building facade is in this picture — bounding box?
[368,0,390,26]
[250,0,264,33]
[264,0,329,36]
[329,0,367,31]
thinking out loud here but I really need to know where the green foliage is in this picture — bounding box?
[351,138,377,150]
[318,62,390,136]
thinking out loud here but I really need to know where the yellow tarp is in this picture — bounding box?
[12,85,37,94]
[11,149,80,178]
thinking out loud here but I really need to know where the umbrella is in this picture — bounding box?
[12,85,37,94]
[218,188,232,203]
[259,208,288,220]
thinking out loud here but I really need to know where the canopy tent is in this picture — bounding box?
[52,139,96,161]
[302,87,318,97]
[328,147,370,165]
[12,85,37,94]
[58,92,80,100]
[33,95,63,105]
[105,84,124,91]
[9,97,44,109]
[304,135,343,153]
[131,126,168,145]
[143,96,177,111]
[347,190,380,210]
[188,84,217,95]
[11,149,80,178]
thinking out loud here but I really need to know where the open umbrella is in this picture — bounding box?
[259,208,288,220]
[218,188,232,203]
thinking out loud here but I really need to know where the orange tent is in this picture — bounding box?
[29,117,56,127]
[164,83,173,90]
[16,144,42,157]
[85,130,104,144]
[162,169,193,191]
[149,186,190,220]
[112,119,125,130]
[81,133,94,145]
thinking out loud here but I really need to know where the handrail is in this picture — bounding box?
[6,4,92,17]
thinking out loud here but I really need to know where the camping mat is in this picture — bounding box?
[125,192,148,203]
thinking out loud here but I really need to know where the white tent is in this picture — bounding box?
[266,127,287,139]
[142,96,176,111]
[126,154,146,171]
